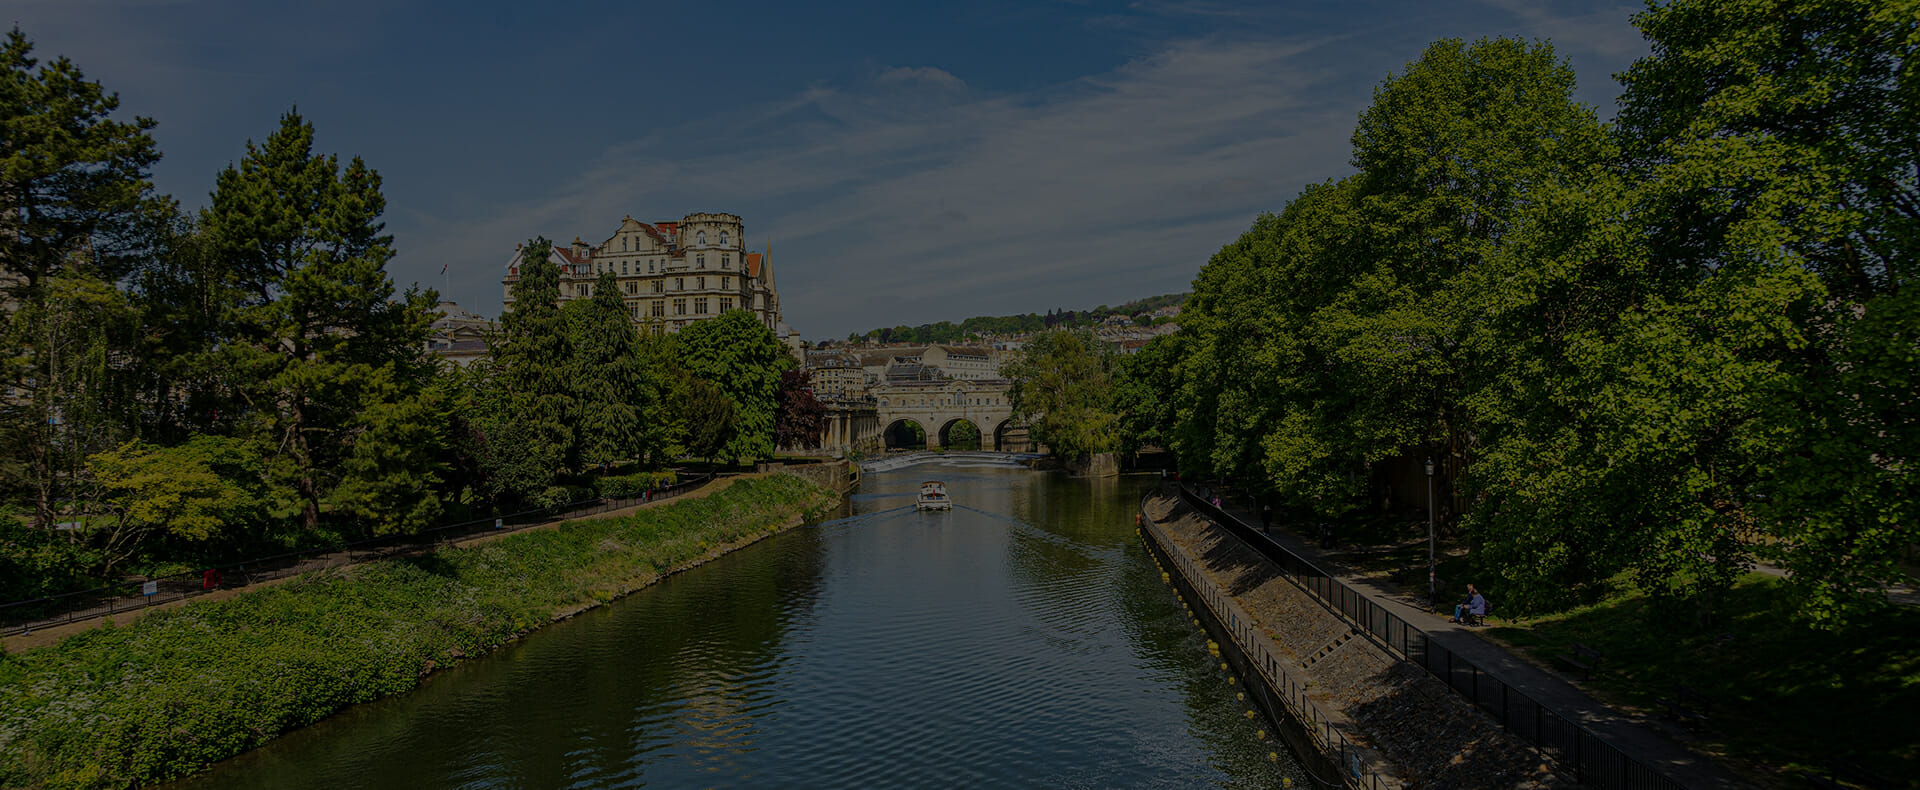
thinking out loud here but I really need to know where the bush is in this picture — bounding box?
[532,485,595,510]
[595,473,651,498]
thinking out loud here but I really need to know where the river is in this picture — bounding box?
[166,462,1307,788]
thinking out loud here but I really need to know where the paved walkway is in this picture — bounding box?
[1194,490,1754,790]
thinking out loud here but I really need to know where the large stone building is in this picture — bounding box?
[501,212,789,337]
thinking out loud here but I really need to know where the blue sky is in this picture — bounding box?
[11,0,1650,340]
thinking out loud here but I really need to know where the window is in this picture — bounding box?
[625,281,637,295]
[675,277,684,291]
[577,284,589,296]
[721,297,733,312]
[697,230,707,245]
[630,304,639,319]
[719,231,729,247]
[722,254,731,269]
[695,297,708,314]
[696,254,706,268]
[696,276,705,289]
[648,260,655,273]
[652,280,663,293]
[652,301,665,317]
[621,237,627,251]
[721,276,730,289]
[622,261,629,275]
[674,298,688,315]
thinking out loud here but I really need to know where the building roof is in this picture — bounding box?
[746,252,762,278]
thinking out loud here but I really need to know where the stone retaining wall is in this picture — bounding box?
[1141,492,1561,789]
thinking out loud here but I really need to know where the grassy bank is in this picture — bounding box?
[1488,573,1919,787]
[0,475,834,790]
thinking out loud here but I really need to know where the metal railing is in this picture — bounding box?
[1138,496,1388,790]
[1,474,714,637]
[1170,483,1684,790]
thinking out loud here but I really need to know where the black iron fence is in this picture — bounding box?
[1137,497,1387,790]
[1169,483,1684,790]
[1,474,715,637]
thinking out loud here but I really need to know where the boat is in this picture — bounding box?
[917,480,953,511]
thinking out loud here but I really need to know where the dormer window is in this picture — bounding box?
[697,230,707,246]
[719,231,730,247]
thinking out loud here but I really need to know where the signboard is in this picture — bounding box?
[141,581,158,596]
[495,517,504,529]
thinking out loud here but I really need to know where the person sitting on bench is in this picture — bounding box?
[1450,584,1486,624]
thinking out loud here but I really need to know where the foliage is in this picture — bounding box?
[675,310,793,463]
[946,419,981,451]
[1111,334,1181,456]
[774,369,825,450]
[564,272,650,470]
[844,293,1186,344]
[86,436,266,574]
[1003,329,1119,460]
[474,237,572,504]
[0,29,162,530]
[684,378,738,463]
[0,476,832,790]
[200,110,439,532]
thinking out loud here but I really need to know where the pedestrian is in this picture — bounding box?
[1261,500,1273,531]
[1451,584,1487,624]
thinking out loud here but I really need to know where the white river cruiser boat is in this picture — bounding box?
[917,481,953,511]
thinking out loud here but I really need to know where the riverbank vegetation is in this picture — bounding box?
[0,28,819,606]
[1093,0,1916,632]
[0,474,832,790]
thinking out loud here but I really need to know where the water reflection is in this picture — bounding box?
[167,465,1303,789]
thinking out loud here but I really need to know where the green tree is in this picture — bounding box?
[475,237,574,504]
[1112,333,1182,457]
[1610,0,1917,626]
[1004,329,1118,460]
[0,29,163,529]
[200,110,438,532]
[684,378,738,463]
[566,271,648,469]
[675,310,793,463]
[86,436,266,574]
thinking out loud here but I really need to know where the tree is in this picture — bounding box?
[86,436,266,574]
[1111,333,1181,457]
[200,110,438,532]
[473,237,575,504]
[1607,0,1919,626]
[1004,329,1118,460]
[566,271,648,469]
[0,28,163,529]
[684,378,738,463]
[675,310,793,463]
[774,369,825,451]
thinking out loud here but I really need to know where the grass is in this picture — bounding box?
[0,474,833,790]
[1486,574,1920,788]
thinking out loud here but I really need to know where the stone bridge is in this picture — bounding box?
[873,379,1031,451]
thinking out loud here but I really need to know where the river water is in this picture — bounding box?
[168,463,1306,788]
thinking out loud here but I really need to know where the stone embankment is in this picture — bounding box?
[1142,492,1561,789]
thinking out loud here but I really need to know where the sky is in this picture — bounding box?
[9,0,1651,341]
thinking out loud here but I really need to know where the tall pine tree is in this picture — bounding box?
[200,110,437,532]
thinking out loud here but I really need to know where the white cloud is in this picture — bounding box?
[409,34,1366,338]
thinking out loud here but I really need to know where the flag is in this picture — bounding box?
[440,263,448,275]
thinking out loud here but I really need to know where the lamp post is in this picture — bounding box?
[1425,457,1436,608]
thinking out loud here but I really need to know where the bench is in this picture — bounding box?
[1554,643,1602,680]
[1656,683,1710,730]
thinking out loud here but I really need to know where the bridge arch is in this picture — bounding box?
[939,417,982,451]
[883,418,927,450]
